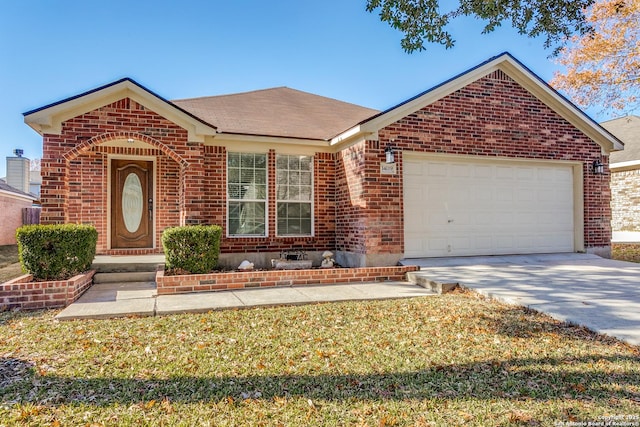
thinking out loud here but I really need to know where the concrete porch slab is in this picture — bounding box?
[55,281,157,320]
[55,297,156,320]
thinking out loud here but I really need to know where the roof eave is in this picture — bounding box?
[213,131,330,147]
[610,159,640,171]
[333,53,624,154]
[0,188,37,201]
[23,78,218,142]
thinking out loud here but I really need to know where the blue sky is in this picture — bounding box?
[0,0,598,178]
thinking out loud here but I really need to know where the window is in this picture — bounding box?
[227,153,267,236]
[276,155,313,236]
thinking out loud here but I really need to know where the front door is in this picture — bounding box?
[111,159,154,249]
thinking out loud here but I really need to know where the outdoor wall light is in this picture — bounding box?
[385,145,395,164]
[592,159,604,175]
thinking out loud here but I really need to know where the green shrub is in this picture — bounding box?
[162,225,222,274]
[16,224,98,281]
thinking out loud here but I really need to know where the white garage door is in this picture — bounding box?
[403,156,575,258]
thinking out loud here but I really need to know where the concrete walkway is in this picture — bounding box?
[407,253,640,346]
[56,253,640,347]
[55,281,437,321]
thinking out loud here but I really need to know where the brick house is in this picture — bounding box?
[23,53,622,268]
[602,115,640,243]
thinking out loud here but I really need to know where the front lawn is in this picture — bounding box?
[1,292,638,426]
[0,245,21,284]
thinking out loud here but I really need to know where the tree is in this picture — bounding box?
[366,0,594,53]
[551,0,639,114]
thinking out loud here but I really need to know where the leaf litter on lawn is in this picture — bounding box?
[1,291,639,426]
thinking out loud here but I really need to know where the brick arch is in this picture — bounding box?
[62,131,189,168]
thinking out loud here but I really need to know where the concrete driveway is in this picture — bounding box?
[406,253,640,346]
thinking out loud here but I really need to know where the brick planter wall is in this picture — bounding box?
[0,271,95,310]
[156,265,420,295]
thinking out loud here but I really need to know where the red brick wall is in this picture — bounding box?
[341,70,610,256]
[40,98,336,255]
[39,72,611,262]
[335,142,367,254]
[41,98,188,254]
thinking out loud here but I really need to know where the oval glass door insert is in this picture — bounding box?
[122,173,143,233]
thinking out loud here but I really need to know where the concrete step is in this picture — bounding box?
[93,271,157,284]
[406,271,459,294]
[91,254,165,274]
[91,262,162,274]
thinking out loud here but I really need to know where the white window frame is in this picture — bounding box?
[226,152,268,237]
[275,154,314,237]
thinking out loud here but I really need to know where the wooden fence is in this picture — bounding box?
[22,207,41,225]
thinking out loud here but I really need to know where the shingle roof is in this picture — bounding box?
[601,115,640,163]
[0,180,35,199]
[173,87,379,140]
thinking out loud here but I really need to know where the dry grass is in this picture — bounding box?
[0,264,24,284]
[612,243,640,263]
[1,292,639,426]
[0,245,22,284]
[0,246,18,269]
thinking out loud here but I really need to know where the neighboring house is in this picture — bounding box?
[23,52,622,268]
[601,115,640,243]
[29,168,42,199]
[0,180,36,246]
[3,153,41,200]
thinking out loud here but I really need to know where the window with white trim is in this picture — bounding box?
[276,155,313,236]
[227,152,267,236]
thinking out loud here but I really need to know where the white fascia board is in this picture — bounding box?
[610,160,640,170]
[211,133,332,151]
[24,80,217,142]
[329,125,379,145]
[0,189,36,202]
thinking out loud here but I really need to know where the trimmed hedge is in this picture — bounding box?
[16,224,98,281]
[162,225,222,274]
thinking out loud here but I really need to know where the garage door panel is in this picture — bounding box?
[495,166,515,180]
[471,185,493,202]
[474,236,494,251]
[496,188,514,203]
[517,167,535,180]
[404,157,575,258]
[450,163,471,178]
[404,161,423,176]
[427,162,448,177]
[474,165,493,179]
